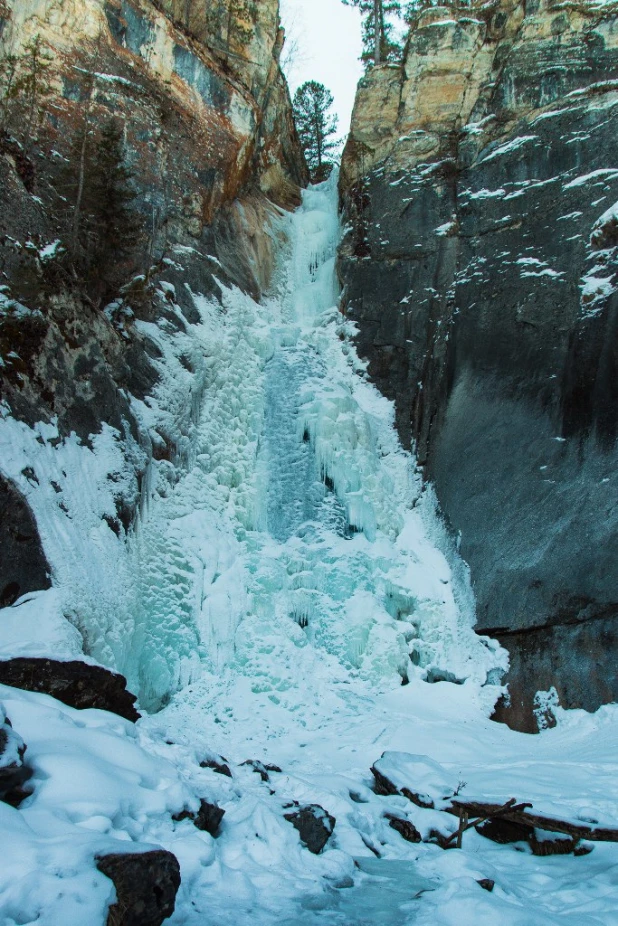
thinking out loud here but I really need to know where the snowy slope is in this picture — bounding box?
[0,175,617,924]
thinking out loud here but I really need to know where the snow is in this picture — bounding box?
[373,752,458,808]
[0,173,617,924]
[464,187,506,200]
[563,169,618,190]
[516,258,565,280]
[0,590,86,661]
[38,239,63,261]
[434,220,457,237]
[480,135,539,164]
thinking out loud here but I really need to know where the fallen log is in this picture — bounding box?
[442,798,533,848]
[447,799,618,843]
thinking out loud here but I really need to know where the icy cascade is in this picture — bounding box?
[128,174,503,712]
[0,174,503,711]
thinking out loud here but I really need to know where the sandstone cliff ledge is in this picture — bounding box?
[339,0,618,731]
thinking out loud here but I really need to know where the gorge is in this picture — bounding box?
[0,1,617,924]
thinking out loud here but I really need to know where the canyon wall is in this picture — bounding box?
[339,0,618,731]
[0,0,307,608]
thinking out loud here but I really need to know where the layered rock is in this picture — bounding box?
[339,0,618,731]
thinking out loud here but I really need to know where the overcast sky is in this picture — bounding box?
[279,0,364,141]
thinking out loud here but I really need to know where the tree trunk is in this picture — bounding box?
[374,0,382,64]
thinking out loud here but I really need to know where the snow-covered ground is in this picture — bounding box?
[1,175,618,924]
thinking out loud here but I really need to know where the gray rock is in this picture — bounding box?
[339,2,618,730]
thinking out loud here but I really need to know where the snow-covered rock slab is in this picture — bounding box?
[0,658,139,721]
[372,752,458,809]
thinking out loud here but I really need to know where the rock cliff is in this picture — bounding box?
[339,0,618,731]
[0,0,307,606]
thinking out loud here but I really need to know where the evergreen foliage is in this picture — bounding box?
[0,53,20,133]
[292,81,338,181]
[342,0,404,66]
[12,36,54,146]
[0,35,54,142]
[205,0,258,58]
[59,116,143,303]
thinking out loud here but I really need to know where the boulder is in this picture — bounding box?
[0,710,32,806]
[240,759,282,782]
[371,753,457,809]
[386,814,422,844]
[199,756,232,777]
[0,658,139,721]
[96,849,181,926]
[284,804,336,854]
[173,800,225,837]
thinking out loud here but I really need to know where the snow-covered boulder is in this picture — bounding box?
[0,705,31,806]
[284,804,336,855]
[371,752,457,810]
[0,658,139,722]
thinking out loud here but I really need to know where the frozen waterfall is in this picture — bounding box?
[128,174,503,713]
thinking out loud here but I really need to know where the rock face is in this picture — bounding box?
[96,849,181,926]
[0,658,140,720]
[0,476,50,607]
[339,0,618,731]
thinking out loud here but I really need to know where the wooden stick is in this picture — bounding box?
[446,799,618,843]
[443,798,532,847]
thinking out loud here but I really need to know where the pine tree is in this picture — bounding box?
[60,116,143,301]
[89,119,142,270]
[206,0,257,60]
[0,53,20,133]
[12,35,54,148]
[292,81,339,181]
[342,0,404,67]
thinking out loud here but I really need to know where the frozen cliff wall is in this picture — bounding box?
[338,0,618,732]
[0,0,307,610]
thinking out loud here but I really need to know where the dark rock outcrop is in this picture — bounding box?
[194,800,225,837]
[174,800,225,837]
[0,476,50,607]
[241,759,282,782]
[199,756,232,777]
[386,814,422,844]
[284,804,336,854]
[0,713,32,806]
[339,0,618,730]
[0,658,140,721]
[96,849,181,926]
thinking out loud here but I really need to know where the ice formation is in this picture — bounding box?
[129,172,504,711]
[2,175,617,926]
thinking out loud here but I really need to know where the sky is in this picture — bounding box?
[279,0,364,141]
